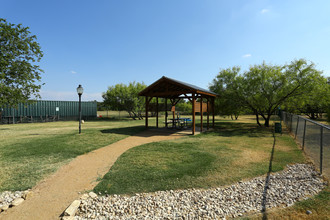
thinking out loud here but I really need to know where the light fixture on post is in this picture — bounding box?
[77,84,84,134]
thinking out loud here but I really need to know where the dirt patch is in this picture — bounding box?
[233,149,269,166]
[0,129,185,220]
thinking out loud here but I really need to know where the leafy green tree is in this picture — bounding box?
[211,59,324,127]
[102,82,146,119]
[283,76,330,119]
[176,100,192,115]
[209,67,246,120]
[0,18,44,111]
[242,59,323,127]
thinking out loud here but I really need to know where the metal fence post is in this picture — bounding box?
[295,116,299,139]
[302,120,306,150]
[320,127,323,174]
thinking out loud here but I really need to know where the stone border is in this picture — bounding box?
[0,190,32,213]
[73,164,327,219]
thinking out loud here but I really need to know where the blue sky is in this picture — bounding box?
[1,0,330,101]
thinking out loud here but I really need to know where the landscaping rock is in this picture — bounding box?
[11,198,24,206]
[88,192,97,199]
[0,204,9,211]
[80,194,89,200]
[306,210,312,214]
[22,190,32,200]
[74,164,326,219]
[62,216,74,220]
[64,200,81,216]
[0,190,26,209]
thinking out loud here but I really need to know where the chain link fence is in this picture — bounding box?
[281,111,330,178]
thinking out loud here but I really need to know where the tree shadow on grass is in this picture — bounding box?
[201,122,271,138]
[101,126,185,137]
[261,131,276,220]
[101,126,146,136]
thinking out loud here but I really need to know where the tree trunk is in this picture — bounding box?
[311,112,316,120]
[264,115,271,127]
[132,112,138,120]
[255,111,261,127]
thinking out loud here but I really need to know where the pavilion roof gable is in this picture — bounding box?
[138,76,217,98]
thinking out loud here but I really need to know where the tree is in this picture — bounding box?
[209,67,246,120]
[0,18,44,110]
[283,76,330,119]
[102,82,146,119]
[211,59,324,127]
[242,59,324,127]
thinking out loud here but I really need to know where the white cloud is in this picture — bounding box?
[261,9,269,14]
[242,54,251,58]
[70,70,77,74]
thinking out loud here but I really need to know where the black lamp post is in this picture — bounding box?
[77,84,84,134]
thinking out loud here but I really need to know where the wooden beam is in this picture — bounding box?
[184,94,192,103]
[143,91,188,97]
[165,98,168,128]
[207,98,209,130]
[173,99,180,106]
[172,105,175,127]
[192,93,196,135]
[145,96,149,128]
[156,97,159,128]
[196,90,217,97]
[200,97,203,132]
[212,97,215,128]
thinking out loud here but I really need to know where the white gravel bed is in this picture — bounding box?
[75,164,327,219]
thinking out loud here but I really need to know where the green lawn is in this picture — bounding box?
[0,118,146,191]
[94,116,306,195]
[1,115,328,218]
[97,110,131,119]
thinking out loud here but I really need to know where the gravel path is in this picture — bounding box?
[75,164,326,219]
[0,130,186,220]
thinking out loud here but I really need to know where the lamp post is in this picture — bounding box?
[77,84,84,134]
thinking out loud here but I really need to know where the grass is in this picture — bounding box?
[0,119,146,191]
[1,114,328,218]
[94,115,306,195]
[97,110,130,119]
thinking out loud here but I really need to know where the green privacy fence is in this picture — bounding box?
[1,100,97,123]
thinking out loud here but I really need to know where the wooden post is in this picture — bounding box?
[295,117,299,139]
[172,105,175,128]
[145,96,148,128]
[320,126,323,174]
[156,97,159,128]
[192,93,196,135]
[200,97,203,132]
[207,98,209,130]
[302,120,307,150]
[165,98,168,128]
[212,98,215,128]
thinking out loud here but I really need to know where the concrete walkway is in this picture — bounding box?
[1,130,186,220]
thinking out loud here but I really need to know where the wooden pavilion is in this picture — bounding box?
[138,76,217,135]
